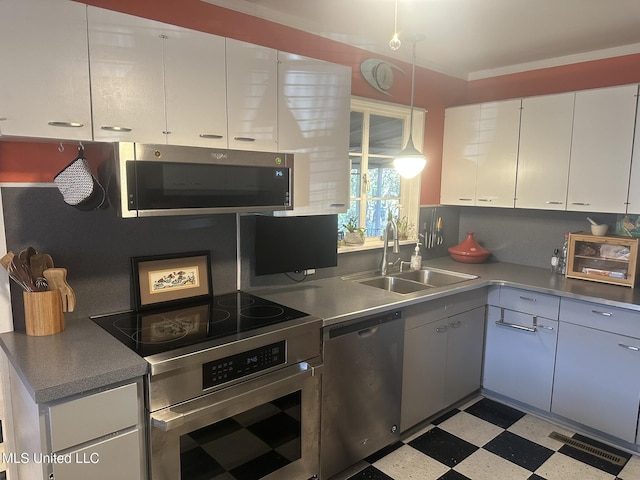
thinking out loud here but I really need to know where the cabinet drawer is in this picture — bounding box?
[49,382,139,452]
[494,287,560,320]
[405,288,486,330]
[559,297,640,338]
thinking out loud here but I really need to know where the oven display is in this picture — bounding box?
[202,341,286,389]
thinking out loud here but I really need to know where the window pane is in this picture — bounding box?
[350,156,362,198]
[369,115,403,155]
[338,200,361,233]
[365,199,400,237]
[368,158,400,197]
[349,111,364,152]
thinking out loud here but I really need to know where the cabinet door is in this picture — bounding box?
[226,38,278,152]
[567,84,638,213]
[552,322,640,443]
[626,91,640,214]
[444,307,485,406]
[163,27,227,147]
[483,306,558,411]
[516,93,574,210]
[401,319,448,431]
[88,7,166,143]
[475,99,521,208]
[0,0,92,140]
[277,52,351,215]
[441,104,480,205]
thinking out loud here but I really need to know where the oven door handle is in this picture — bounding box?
[151,360,322,432]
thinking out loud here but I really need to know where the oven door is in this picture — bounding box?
[150,360,322,480]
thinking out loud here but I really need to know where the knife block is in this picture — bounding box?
[23,290,65,336]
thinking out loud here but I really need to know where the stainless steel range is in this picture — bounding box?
[93,291,322,480]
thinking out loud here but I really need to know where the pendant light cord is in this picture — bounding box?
[409,38,416,139]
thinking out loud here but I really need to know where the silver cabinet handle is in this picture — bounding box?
[458,198,473,202]
[495,320,537,332]
[477,198,493,202]
[449,321,461,328]
[592,310,613,317]
[234,136,256,142]
[537,324,555,331]
[47,121,84,128]
[436,325,448,333]
[330,203,346,208]
[619,343,640,351]
[545,201,563,205]
[101,125,132,132]
[571,202,591,206]
[163,131,171,135]
[519,296,537,302]
[199,134,224,139]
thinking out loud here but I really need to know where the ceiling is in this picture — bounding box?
[202,0,640,80]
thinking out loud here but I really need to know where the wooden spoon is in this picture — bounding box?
[43,268,76,312]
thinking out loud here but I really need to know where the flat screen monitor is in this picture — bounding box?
[254,214,338,276]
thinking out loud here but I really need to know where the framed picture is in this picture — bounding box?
[132,251,212,310]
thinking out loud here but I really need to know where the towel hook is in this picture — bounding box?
[58,142,64,153]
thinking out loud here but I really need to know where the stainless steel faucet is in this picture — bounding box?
[380,217,400,275]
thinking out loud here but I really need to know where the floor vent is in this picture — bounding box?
[548,431,626,466]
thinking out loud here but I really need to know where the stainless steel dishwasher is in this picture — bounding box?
[320,310,404,479]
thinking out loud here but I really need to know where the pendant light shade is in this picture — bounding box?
[393,34,426,179]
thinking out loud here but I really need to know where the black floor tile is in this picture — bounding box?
[347,465,394,480]
[229,449,290,480]
[180,446,225,480]
[438,470,472,480]
[431,408,461,425]
[558,433,630,476]
[484,431,554,471]
[527,474,547,480]
[247,412,300,448]
[365,441,404,464]
[464,397,525,428]
[408,427,478,468]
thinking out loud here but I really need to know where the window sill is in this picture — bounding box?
[338,238,417,254]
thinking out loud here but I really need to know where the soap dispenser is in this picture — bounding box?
[410,242,422,270]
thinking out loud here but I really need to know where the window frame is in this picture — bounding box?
[340,96,424,251]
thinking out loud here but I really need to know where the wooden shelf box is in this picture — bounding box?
[566,232,639,288]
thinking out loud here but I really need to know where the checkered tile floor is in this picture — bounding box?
[333,397,640,480]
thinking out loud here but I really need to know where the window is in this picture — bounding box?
[339,97,424,245]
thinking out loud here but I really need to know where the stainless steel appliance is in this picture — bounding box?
[104,143,294,217]
[320,310,404,479]
[93,292,322,480]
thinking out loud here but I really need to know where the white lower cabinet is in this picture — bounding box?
[483,306,558,411]
[552,298,640,443]
[401,290,486,431]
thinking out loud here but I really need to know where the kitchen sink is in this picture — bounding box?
[344,267,478,294]
[391,267,478,287]
[357,276,434,294]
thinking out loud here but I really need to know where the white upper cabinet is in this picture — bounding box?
[226,39,278,152]
[567,84,638,213]
[0,0,92,140]
[440,104,481,205]
[515,92,574,210]
[475,99,521,207]
[88,7,166,143]
[625,91,640,215]
[441,100,520,208]
[277,52,351,215]
[163,27,227,148]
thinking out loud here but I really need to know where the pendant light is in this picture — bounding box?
[393,34,426,179]
[389,0,401,50]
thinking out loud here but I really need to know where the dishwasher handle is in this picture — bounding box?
[328,311,401,339]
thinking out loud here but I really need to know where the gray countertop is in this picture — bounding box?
[5,257,640,405]
[0,315,148,404]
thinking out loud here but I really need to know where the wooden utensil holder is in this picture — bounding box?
[23,290,65,336]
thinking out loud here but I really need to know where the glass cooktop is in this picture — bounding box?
[92,291,309,358]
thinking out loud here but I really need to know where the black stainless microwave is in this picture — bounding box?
[107,143,293,218]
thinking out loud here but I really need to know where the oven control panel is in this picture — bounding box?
[202,340,286,389]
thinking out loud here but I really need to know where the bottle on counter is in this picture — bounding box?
[410,242,422,270]
[551,248,560,273]
[559,233,570,275]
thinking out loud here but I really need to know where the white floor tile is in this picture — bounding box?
[507,414,575,451]
[453,448,532,480]
[618,454,640,480]
[373,444,450,480]
[535,452,616,480]
[438,411,504,447]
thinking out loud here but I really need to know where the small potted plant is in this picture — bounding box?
[342,217,366,245]
[395,215,415,240]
